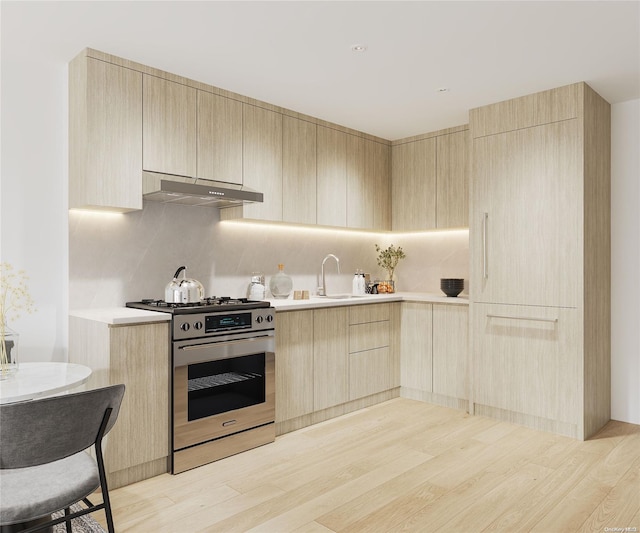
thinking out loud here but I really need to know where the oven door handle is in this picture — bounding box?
[175,336,275,367]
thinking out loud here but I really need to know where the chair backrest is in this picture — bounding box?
[0,384,125,469]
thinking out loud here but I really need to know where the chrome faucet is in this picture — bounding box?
[318,254,340,296]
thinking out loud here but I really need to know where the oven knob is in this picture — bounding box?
[266,314,274,323]
[256,316,264,324]
[194,321,203,330]
[180,322,190,331]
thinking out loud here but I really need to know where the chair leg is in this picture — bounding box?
[64,507,71,532]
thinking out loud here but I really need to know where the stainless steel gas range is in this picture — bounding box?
[126,298,275,474]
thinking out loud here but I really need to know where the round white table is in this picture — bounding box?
[0,362,92,404]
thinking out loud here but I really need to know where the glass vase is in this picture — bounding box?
[269,264,293,299]
[1,325,19,380]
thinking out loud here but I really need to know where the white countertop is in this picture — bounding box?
[70,307,172,325]
[268,292,469,311]
[70,293,468,324]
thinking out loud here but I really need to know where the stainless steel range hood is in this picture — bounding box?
[142,171,263,208]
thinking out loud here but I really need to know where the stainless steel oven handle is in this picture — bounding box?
[175,335,275,367]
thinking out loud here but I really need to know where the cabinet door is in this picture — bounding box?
[283,116,317,224]
[432,304,468,400]
[275,311,314,421]
[472,303,579,425]
[436,130,469,228]
[314,307,349,410]
[391,138,437,231]
[197,91,242,184]
[317,126,347,227]
[371,140,391,231]
[69,56,142,211]
[346,135,370,229]
[108,323,169,473]
[471,120,580,307]
[242,104,283,221]
[400,302,433,393]
[143,75,196,177]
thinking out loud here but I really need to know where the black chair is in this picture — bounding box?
[0,384,125,533]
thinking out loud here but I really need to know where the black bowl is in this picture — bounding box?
[441,286,463,297]
[440,278,464,287]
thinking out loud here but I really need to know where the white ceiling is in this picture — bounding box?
[3,1,639,140]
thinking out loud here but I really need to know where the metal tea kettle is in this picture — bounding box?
[165,266,205,304]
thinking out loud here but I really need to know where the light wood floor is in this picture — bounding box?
[96,398,640,533]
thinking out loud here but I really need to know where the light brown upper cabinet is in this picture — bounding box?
[239,104,283,221]
[436,130,469,228]
[69,53,143,212]
[283,116,317,225]
[391,126,469,231]
[347,136,391,231]
[143,75,196,178]
[391,137,437,230]
[316,126,348,227]
[197,91,243,185]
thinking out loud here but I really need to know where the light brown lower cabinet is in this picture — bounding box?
[400,302,469,411]
[314,307,349,410]
[274,310,314,422]
[68,318,170,489]
[275,303,399,434]
[471,303,579,437]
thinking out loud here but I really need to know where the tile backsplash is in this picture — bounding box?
[69,202,469,309]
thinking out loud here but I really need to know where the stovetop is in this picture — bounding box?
[126,297,271,315]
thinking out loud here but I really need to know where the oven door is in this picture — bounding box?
[173,331,275,451]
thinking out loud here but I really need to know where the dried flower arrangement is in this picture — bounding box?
[1,263,36,375]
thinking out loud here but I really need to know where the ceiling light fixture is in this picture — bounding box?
[437,87,450,93]
[351,44,367,53]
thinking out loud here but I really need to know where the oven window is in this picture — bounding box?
[187,353,265,421]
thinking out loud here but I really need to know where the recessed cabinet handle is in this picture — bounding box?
[482,212,488,280]
[487,314,558,324]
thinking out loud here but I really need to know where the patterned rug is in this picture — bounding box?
[51,504,106,533]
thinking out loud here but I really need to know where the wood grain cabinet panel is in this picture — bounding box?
[432,304,468,401]
[317,126,347,227]
[391,138,437,231]
[472,303,579,429]
[348,303,398,401]
[108,324,170,473]
[68,318,170,488]
[275,310,314,422]
[400,302,433,393]
[471,119,580,308]
[436,130,469,228]
[143,75,196,177]
[313,307,349,410]
[69,54,142,212]
[283,116,317,225]
[240,104,283,221]
[197,91,243,185]
[469,83,611,439]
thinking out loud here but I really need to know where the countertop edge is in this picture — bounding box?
[69,308,173,325]
[70,293,468,323]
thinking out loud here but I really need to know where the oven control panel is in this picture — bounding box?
[173,308,275,340]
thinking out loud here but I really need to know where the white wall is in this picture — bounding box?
[1,6,638,424]
[611,99,640,424]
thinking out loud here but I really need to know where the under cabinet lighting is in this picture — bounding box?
[69,209,124,218]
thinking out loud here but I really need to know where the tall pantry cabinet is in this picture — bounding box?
[469,83,610,440]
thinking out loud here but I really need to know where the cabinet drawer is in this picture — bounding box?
[472,303,579,424]
[349,321,389,353]
[349,347,393,400]
[349,303,390,325]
